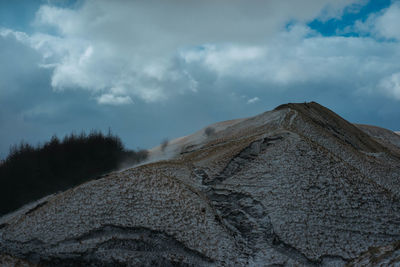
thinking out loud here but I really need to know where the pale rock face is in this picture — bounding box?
[1,102,400,266]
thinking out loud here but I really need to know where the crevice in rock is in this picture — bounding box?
[203,135,283,185]
[270,234,319,266]
[205,188,325,266]
[75,225,210,256]
[193,168,209,183]
[319,254,348,264]
[3,225,214,266]
[24,201,48,216]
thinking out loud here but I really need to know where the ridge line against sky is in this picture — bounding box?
[0,0,400,158]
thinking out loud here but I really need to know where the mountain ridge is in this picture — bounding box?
[1,102,400,266]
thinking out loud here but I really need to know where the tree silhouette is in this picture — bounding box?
[0,130,148,215]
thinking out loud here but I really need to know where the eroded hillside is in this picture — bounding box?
[1,102,399,266]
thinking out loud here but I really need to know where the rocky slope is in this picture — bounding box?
[1,102,400,266]
[356,124,400,155]
[347,241,400,266]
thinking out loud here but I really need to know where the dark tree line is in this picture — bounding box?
[0,131,148,216]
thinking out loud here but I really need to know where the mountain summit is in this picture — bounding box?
[1,102,400,266]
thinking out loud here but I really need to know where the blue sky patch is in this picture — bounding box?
[308,0,392,37]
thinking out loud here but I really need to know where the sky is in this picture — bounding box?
[1,0,400,158]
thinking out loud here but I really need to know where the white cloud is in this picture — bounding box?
[379,72,400,100]
[374,2,400,40]
[96,94,133,105]
[2,0,363,104]
[181,24,400,92]
[247,97,260,104]
[352,2,400,40]
[0,28,29,42]
[6,0,400,104]
[182,45,266,77]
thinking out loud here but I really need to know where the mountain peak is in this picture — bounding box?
[276,101,389,154]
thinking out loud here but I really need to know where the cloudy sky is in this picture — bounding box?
[1,0,400,158]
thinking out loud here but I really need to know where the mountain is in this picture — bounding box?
[1,102,400,266]
[355,124,400,155]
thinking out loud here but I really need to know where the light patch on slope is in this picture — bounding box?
[147,118,245,162]
[147,108,289,163]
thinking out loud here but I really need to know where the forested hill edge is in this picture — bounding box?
[0,131,148,215]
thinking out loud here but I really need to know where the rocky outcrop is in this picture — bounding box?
[0,254,36,267]
[1,102,400,266]
[356,124,400,155]
[347,241,400,266]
